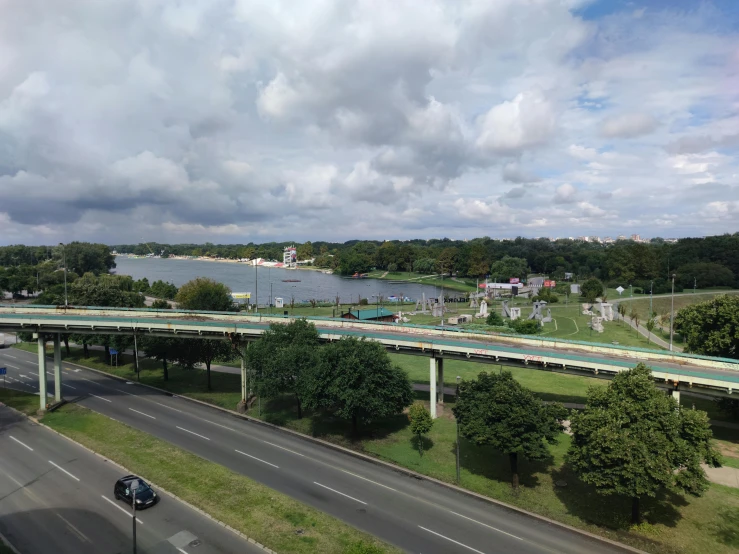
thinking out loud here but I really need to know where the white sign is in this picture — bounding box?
[616,286,625,295]
[275,297,284,308]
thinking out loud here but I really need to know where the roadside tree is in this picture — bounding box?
[674,295,739,358]
[453,372,567,489]
[645,318,656,344]
[567,364,720,524]
[307,337,413,434]
[580,277,604,303]
[175,277,234,312]
[246,319,321,418]
[408,402,434,457]
[486,311,504,326]
[489,256,528,282]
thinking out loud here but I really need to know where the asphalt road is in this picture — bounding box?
[0,405,261,554]
[0,347,630,554]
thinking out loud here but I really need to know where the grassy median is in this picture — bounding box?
[0,390,397,554]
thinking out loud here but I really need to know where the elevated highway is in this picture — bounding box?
[1,304,738,415]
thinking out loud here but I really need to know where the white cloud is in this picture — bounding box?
[476,90,557,155]
[554,183,577,204]
[600,112,658,138]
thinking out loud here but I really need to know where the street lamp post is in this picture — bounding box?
[455,375,461,483]
[650,280,653,318]
[131,479,140,554]
[669,274,675,351]
[59,243,68,307]
[254,260,258,314]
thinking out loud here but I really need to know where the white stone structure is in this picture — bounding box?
[598,303,614,321]
[510,307,521,320]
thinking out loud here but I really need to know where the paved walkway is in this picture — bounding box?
[614,313,682,351]
[703,464,739,488]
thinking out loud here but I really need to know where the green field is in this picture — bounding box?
[0,390,394,554]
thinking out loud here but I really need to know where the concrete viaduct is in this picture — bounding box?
[1,304,738,414]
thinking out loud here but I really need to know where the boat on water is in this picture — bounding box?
[282,279,301,282]
[351,273,369,279]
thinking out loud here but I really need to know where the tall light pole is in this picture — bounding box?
[455,375,461,483]
[59,243,68,307]
[669,274,675,352]
[649,280,653,318]
[131,479,140,554]
[254,259,258,314]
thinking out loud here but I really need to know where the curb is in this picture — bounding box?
[0,400,276,554]
[64,359,645,554]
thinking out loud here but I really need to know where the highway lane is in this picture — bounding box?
[0,347,630,554]
[0,404,262,554]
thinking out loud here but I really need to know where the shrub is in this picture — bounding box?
[509,319,542,335]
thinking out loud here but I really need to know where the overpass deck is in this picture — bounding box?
[1,305,737,400]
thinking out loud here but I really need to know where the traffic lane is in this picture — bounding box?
[56,369,616,554]
[0,404,262,554]
[2,348,626,554]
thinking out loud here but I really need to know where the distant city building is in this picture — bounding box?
[631,234,641,242]
[603,236,614,244]
[617,234,627,241]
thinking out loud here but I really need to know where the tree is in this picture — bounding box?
[174,278,235,388]
[387,263,398,273]
[408,402,434,457]
[489,256,528,282]
[674,295,739,358]
[141,337,181,381]
[150,280,178,300]
[617,303,627,324]
[629,308,640,336]
[453,372,566,489]
[68,273,145,308]
[133,278,150,294]
[567,364,720,524]
[645,318,656,344]
[509,319,542,335]
[246,319,322,419]
[413,257,436,274]
[176,277,234,312]
[486,311,504,326]
[151,299,171,309]
[436,247,458,276]
[297,241,314,261]
[306,337,413,434]
[580,277,604,303]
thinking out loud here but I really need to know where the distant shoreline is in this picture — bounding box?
[113,254,328,273]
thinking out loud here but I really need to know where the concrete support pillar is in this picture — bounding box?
[53,334,62,402]
[429,357,437,419]
[437,357,444,404]
[671,386,681,408]
[37,335,47,411]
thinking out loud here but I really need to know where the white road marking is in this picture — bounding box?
[56,513,90,543]
[449,511,523,540]
[49,461,80,482]
[101,495,143,523]
[177,548,188,554]
[262,440,305,457]
[90,394,111,403]
[2,355,17,359]
[6,364,19,369]
[340,469,398,492]
[155,402,183,413]
[176,426,210,440]
[9,436,34,451]
[313,482,367,505]
[19,374,32,380]
[203,419,237,432]
[235,450,279,468]
[116,389,136,396]
[62,384,77,390]
[129,408,156,419]
[418,526,485,554]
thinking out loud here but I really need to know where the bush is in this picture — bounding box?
[387,263,398,272]
[359,298,369,305]
[509,319,542,335]
[633,288,643,294]
[486,311,504,326]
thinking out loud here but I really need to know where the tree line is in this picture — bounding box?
[111,234,739,290]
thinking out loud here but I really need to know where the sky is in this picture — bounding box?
[0,0,738,246]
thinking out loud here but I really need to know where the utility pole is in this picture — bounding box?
[669,274,675,352]
[649,280,653,318]
[455,375,461,483]
[59,243,68,307]
[131,479,140,554]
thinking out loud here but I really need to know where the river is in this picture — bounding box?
[113,256,445,306]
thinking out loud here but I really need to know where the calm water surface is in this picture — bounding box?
[114,256,445,306]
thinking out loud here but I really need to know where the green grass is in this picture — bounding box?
[722,456,739,470]
[0,387,41,416]
[0,390,396,554]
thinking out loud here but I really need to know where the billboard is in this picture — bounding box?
[543,280,556,288]
[232,292,251,299]
[510,278,520,284]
